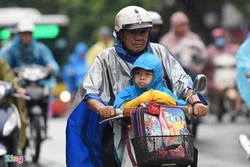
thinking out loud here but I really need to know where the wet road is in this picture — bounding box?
[18,112,250,167]
[195,113,250,167]
[20,115,67,167]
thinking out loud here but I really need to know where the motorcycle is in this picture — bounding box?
[0,81,30,167]
[212,53,238,122]
[100,74,207,167]
[14,64,50,163]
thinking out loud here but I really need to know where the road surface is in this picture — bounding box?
[19,112,250,167]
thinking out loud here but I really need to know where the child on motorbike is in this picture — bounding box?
[113,52,197,167]
[114,52,186,109]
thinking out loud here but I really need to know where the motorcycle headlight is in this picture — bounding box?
[2,112,17,136]
[60,91,71,103]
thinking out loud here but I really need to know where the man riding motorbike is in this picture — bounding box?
[0,19,59,88]
[204,28,240,122]
[0,19,59,144]
[66,6,208,167]
[158,11,207,139]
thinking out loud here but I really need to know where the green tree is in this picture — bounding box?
[1,0,249,46]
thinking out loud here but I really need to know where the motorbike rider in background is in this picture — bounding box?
[158,11,207,139]
[148,11,164,43]
[86,26,114,66]
[0,58,27,154]
[159,12,204,56]
[204,28,241,122]
[66,5,208,167]
[0,19,60,139]
[62,42,89,99]
[159,11,207,80]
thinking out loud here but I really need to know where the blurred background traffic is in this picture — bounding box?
[0,1,249,116]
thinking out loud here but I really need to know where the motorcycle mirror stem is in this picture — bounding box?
[186,74,207,102]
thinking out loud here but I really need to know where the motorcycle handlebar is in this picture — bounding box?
[120,106,192,117]
[99,105,193,124]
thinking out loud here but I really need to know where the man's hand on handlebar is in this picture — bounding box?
[97,106,115,118]
[192,103,208,117]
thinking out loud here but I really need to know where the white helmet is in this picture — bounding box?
[115,6,153,32]
[17,19,35,32]
[148,11,163,25]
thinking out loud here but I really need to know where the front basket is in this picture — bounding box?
[131,135,194,167]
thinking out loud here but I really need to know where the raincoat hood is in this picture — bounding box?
[70,42,88,63]
[131,52,163,94]
[73,42,88,56]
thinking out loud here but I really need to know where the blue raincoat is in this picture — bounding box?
[62,42,89,96]
[114,52,186,108]
[66,95,107,167]
[0,36,59,89]
[236,38,250,109]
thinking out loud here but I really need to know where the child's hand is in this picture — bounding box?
[97,106,115,118]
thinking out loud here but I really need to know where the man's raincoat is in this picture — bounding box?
[236,38,250,109]
[66,40,193,167]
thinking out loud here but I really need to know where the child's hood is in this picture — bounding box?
[131,52,163,91]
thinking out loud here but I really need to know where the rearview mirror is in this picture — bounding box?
[193,74,207,93]
[186,74,207,102]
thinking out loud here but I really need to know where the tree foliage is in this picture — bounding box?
[1,0,249,46]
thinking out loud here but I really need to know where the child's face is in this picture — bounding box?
[134,68,153,88]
